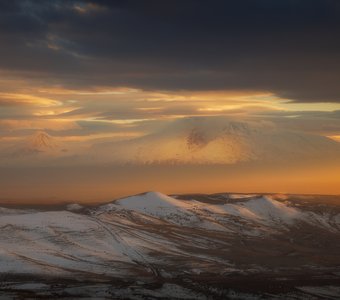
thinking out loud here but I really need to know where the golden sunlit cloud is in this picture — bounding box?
[329,135,340,142]
[60,131,144,142]
[0,93,61,107]
[278,101,340,112]
[0,119,79,131]
[37,87,139,96]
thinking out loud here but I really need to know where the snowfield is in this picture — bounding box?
[0,192,340,277]
[0,192,340,298]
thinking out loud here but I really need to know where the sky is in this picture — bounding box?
[0,0,340,202]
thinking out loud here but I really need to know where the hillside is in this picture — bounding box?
[1,192,340,298]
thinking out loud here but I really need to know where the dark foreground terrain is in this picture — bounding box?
[0,192,340,299]
[1,271,340,299]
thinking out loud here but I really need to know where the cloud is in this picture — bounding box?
[0,0,339,102]
[257,110,340,136]
[0,93,61,107]
[0,1,339,145]
[0,83,339,140]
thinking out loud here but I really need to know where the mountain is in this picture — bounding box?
[25,131,60,153]
[1,192,340,298]
[0,131,68,161]
[1,118,339,167]
[93,117,340,164]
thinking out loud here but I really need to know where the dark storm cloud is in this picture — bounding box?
[1,0,340,102]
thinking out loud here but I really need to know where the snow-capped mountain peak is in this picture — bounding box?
[93,117,340,165]
[27,131,59,152]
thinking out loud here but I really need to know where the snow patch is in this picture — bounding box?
[66,203,84,212]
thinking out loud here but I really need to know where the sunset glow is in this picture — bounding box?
[2,2,340,298]
[0,0,339,202]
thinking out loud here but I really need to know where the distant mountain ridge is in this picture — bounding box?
[0,117,339,166]
[0,131,67,160]
[93,117,340,164]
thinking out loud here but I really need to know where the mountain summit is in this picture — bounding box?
[8,131,63,157]
[27,131,59,153]
[94,117,340,165]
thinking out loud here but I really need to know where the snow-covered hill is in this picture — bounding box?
[1,191,340,298]
[1,192,340,280]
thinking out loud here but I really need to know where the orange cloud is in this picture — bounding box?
[0,93,61,107]
[0,119,79,131]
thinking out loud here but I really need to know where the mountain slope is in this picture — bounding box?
[0,131,66,159]
[1,192,340,279]
[26,131,59,153]
[94,117,340,164]
[1,192,340,298]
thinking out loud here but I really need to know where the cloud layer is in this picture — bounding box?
[1,0,340,102]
